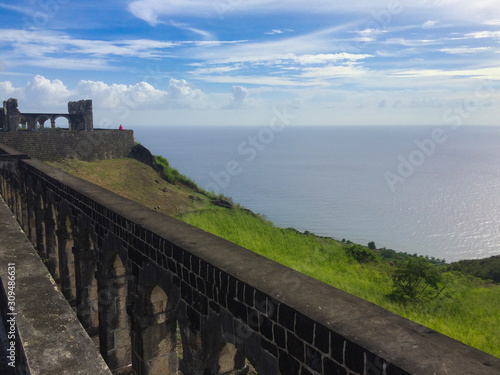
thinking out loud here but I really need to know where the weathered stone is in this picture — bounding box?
[0,141,500,375]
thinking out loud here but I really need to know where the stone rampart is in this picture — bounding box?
[0,143,499,375]
[0,195,112,375]
[0,129,134,161]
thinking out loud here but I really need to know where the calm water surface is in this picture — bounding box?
[133,125,500,262]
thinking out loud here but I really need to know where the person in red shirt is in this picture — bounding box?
[119,124,123,130]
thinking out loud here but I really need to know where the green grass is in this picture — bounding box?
[48,158,214,216]
[155,156,199,190]
[50,156,499,358]
[178,207,500,358]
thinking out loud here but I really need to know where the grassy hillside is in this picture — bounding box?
[48,158,214,216]
[180,208,500,358]
[50,157,500,358]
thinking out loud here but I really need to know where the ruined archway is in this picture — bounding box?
[74,216,100,346]
[35,115,50,130]
[57,210,76,305]
[25,176,37,245]
[34,189,47,260]
[44,202,60,283]
[54,115,70,130]
[97,234,132,374]
[132,262,180,375]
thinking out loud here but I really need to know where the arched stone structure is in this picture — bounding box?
[0,97,93,131]
[34,182,47,260]
[74,214,100,341]
[1,144,499,375]
[44,201,60,283]
[97,234,133,374]
[132,261,180,375]
[57,203,77,305]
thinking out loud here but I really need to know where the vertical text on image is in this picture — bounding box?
[6,263,17,368]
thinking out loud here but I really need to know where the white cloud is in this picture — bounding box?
[189,65,241,76]
[0,29,179,59]
[465,31,500,39]
[440,47,490,54]
[265,29,293,35]
[28,58,111,71]
[168,78,203,101]
[169,21,215,40]
[127,0,500,24]
[188,23,373,70]
[301,64,367,79]
[1,74,498,127]
[226,86,249,108]
[294,53,372,64]
[0,75,216,112]
[391,67,500,80]
[0,81,23,98]
[354,28,387,43]
[0,28,249,73]
[192,74,313,86]
[75,80,168,109]
[22,76,71,109]
[422,20,438,29]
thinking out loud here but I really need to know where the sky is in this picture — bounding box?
[0,0,499,127]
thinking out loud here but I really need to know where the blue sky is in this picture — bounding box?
[0,0,498,126]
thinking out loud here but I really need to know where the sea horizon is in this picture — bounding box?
[133,124,500,262]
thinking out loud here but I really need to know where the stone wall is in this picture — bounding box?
[0,129,134,161]
[0,144,499,375]
[0,190,111,375]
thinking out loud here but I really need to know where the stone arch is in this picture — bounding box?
[44,200,60,283]
[217,342,247,374]
[0,170,4,198]
[2,171,14,208]
[1,171,11,207]
[16,115,28,130]
[144,285,177,373]
[35,115,50,129]
[200,310,272,375]
[15,178,25,230]
[97,233,132,374]
[8,170,25,228]
[57,202,76,305]
[34,182,47,260]
[132,262,180,375]
[6,170,20,213]
[25,175,37,245]
[53,114,71,130]
[74,214,100,344]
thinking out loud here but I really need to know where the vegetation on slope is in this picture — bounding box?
[48,158,214,216]
[179,207,500,358]
[447,255,500,283]
[50,156,500,358]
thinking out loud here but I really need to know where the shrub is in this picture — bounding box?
[447,255,500,283]
[154,156,200,191]
[345,244,377,263]
[389,257,445,302]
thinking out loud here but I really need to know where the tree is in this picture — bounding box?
[346,244,377,263]
[368,241,376,250]
[389,257,445,302]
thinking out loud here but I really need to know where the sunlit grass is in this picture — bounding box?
[49,157,499,358]
[179,207,500,358]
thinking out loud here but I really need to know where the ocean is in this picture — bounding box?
[133,125,500,262]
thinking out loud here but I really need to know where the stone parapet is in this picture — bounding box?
[0,130,134,161]
[0,197,112,375]
[0,143,499,375]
